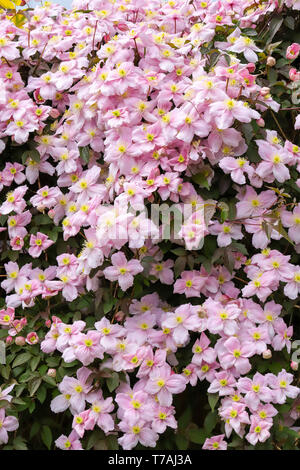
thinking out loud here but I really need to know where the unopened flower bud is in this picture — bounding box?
[15,336,26,346]
[263,349,272,359]
[246,62,256,73]
[256,118,265,127]
[114,310,125,322]
[6,336,13,345]
[45,319,51,328]
[266,56,276,67]
[117,23,128,31]
[48,209,55,219]
[49,108,60,119]
[291,361,298,371]
[260,87,270,96]
[47,368,56,378]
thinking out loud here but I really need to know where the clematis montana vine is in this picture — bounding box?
[0,0,299,453]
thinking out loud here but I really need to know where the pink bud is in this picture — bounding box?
[246,63,256,73]
[117,23,128,31]
[291,361,298,371]
[45,319,51,328]
[47,368,56,378]
[103,34,110,43]
[49,108,60,119]
[15,336,26,346]
[114,311,125,322]
[48,209,55,219]
[6,336,13,345]
[256,118,265,127]
[20,317,27,326]
[263,349,272,359]
[266,56,276,67]
[260,87,270,96]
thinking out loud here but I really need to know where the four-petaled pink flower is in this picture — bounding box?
[103,252,143,291]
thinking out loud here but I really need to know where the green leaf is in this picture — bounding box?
[13,436,28,451]
[0,341,6,365]
[33,214,52,225]
[170,248,187,256]
[12,397,26,406]
[174,256,187,278]
[0,399,11,409]
[29,421,40,440]
[86,429,105,450]
[0,365,10,380]
[107,372,119,393]
[268,67,278,85]
[242,28,257,37]
[223,248,235,274]
[38,364,48,376]
[12,352,32,368]
[79,146,90,164]
[29,377,42,397]
[203,201,216,226]
[107,435,119,450]
[268,220,294,245]
[42,375,56,387]
[22,149,40,165]
[192,172,210,189]
[208,393,219,412]
[103,298,116,315]
[204,411,217,434]
[36,385,47,404]
[284,16,295,30]
[178,406,192,429]
[218,202,229,223]
[188,427,207,444]
[30,356,40,372]
[41,425,53,450]
[264,16,283,45]
[175,434,189,450]
[230,242,248,255]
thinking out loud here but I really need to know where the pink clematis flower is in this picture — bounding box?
[103,252,143,291]
[208,371,237,396]
[174,270,204,298]
[286,43,300,60]
[266,370,299,404]
[149,259,174,285]
[209,221,243,247]
[281,205,300,244]
[55,431,83,450]
[0,409,19,445]
[245,417,272,445]
[118,419,158,450]
[202,434,227,450]
[145,364,186,406]
[219,337,254,374]
[237,373,273,410]
[28,232,54,258]
[86,392,114,434]
[50,367,93,414]
[191,333,217,365]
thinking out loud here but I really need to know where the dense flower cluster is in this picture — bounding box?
[0,0,299,451]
